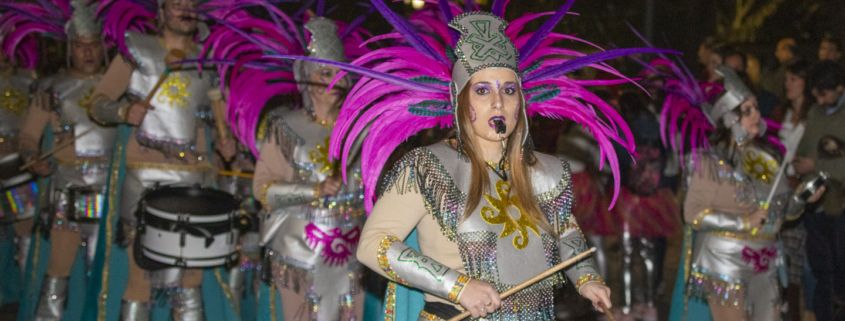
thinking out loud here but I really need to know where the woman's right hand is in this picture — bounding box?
[458,279,501,318]
[747,208,768,229]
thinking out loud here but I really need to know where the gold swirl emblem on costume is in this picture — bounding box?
[308,136,335,174]
[1,87,27,115]
[481,180,540,250]
[742,147,779,184]
[156,73,190,108]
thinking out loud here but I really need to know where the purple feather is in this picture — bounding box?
[369,0,447,64]
[518,0,574,59]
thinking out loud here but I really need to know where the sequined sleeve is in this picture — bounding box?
[683,156,752,232]
[253,130,313,210]
[546,160,604,292]
[376,234,469,303]
[358,149,468,302]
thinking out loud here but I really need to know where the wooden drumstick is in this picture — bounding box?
[142,49,187,106]
[599,302,617,321]
[208,88,230,140]
[19,127,95,171]
[218,170,254,179]
[446,248,597,321]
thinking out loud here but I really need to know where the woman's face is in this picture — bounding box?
[464,68,521,144]
[784,71,806,102]
[739,96,761,138]
[307,65,348,108]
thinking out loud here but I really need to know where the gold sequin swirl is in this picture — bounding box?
[481,180,540,250]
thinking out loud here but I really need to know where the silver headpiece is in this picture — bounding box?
[447,12,528,149]
[67,0,101,40]
[705,66,754,125]
[304,17,347,62]
[448,12,519,103]
[294,17,348,112]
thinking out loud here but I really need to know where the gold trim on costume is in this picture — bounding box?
[377,235,408,285]
[125,161,213,172]
[447,274,470,303]
[575,273,605,291]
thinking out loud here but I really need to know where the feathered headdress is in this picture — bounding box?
[0,0,102,69]
[215,0,675,210]
[328,0,673,210]
[637,42,784,166]
[198,0,371,156]
[0,0,71,69]
[96,0,224,62]
[94,0,157,60]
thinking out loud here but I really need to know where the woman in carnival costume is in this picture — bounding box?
[200,2,374,320]
[245,0,673,319]
[657,58,825,319]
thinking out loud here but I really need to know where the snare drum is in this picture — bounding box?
[0,153,37,223]
[137,185,240,268]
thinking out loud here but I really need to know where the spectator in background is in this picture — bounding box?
[699,37,723,81]
[794,60,845,321]
[776,59,813,321]
[819,34,842,63]
[762,37,799,102]
[720,45,780,117]
[721,46,747,73]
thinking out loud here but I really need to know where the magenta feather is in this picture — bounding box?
[0,0,70,68]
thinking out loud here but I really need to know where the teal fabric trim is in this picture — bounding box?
[257,282,285,321]
[0,226,22,306]
[82,124,131,321]
[668,227,713,321]
[15,120,55,319]
[202,268,242,321]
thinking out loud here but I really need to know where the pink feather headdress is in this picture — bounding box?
[217,0,676,210]
[0,0,72,69]
[197,0,372,156]
[632,35,785,166]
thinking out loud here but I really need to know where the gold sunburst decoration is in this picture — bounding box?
[0,87,27,115]
[156,73,190,108]
[481,180,540,250]
[309,136,335,174]
[78,88,96,110]
[742,147,779,184]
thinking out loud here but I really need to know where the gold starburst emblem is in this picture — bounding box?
[0,87,27,115]
[156,73,190,108]
[742,148,778,184]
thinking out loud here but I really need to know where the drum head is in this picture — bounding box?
[143,186,238,216]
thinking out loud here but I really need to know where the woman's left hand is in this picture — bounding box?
[579,282,612,312]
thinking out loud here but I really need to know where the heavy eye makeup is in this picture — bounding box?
[471,82,518,96]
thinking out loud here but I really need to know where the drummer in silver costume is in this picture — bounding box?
[18,2,111,320]
[252,17,366,321]
[0,45,37,275]
[682,67,824,320]
[85,0,230,319]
